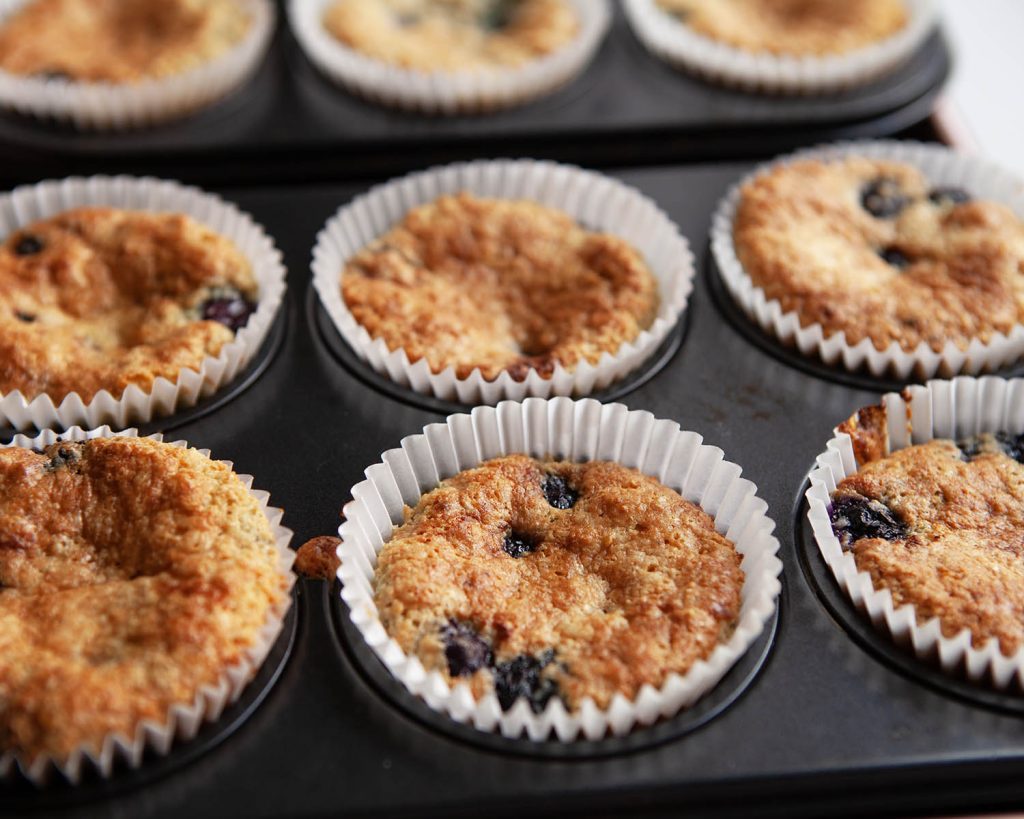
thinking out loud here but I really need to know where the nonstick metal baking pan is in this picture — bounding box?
[0,5,951,189]
[6,159,1023,819]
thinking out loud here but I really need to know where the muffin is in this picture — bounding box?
[0,206,259,407]
[0,0,252,83]
[806,379,1024,691]
[374,455,744,713]
[732,156,1024,356]
[340,192,660,382]
[321,0,578,72]
[655,0,907,56]
[830,421,1024,656]
[340,399,783,739]
[0,435,291,770]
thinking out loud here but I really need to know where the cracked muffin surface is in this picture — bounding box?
[323,0,578,72]
[0,436,288,763]
[0,206,258,404]
[733,157,1024,354]
[341,192,659,382]
[656,0,907,56]
[0,0,252,83]
[830,411,1024,656]
[373,455,743,712]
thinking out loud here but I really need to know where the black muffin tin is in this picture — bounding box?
[6,160,1024,819]
[0,3,950,188]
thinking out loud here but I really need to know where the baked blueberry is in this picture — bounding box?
[860,178,910,219]
[542,474,578,510]
[43,444,82,473]
[199,288,256,333]
[879,246,911,269]
[441,620,494,677]
[958,431,1024,464]
[14,311,35,323]
[494,650,560,712]
[829,494,907,549]
[928,187,972,207]
[13,235,44,256]
[503,530,537,558]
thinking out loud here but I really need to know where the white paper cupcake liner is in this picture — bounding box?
[806,377,1024,692]
[0,175,287,432]
[313,159,693,405]
[711,140,1024,380]
[623,0,937,94]
[287,0,610,114]
[0,0,274,130]
[0,425,296,785]
[337,397,783,741]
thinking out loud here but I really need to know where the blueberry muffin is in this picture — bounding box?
[322,0,578,72]
[0,207,258,405]
[341,193,660,381]
[0,0,252,83]
[0,436,288,764]
[374,455,743,712]
[733,157,1024,354]
[656,0,907,56]
[830,408,1024,656]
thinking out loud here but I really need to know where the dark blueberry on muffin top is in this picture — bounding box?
[494,650,560,713]
[830,494,907,549]
[928,187,972,207]
[860,177,910,219]
[441,620,494,677]
[542,474,578,509]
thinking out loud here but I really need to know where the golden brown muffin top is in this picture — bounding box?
[0,206,258,404]
[374,455,743,712]
[657,0,907,56]
[323,0,577,72]
[733,157,1024,354]
[830,425,1024,656]
[341,193,660,382]
[0,0,251,83]
[0,436,288,762]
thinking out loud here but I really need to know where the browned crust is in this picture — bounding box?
[0,207,257,404]
[657,0,907,56]
[733,157,1024,354]
[373,455,743,710]
[0,437,287,762]
[0,0,251,83]
[837,404,889,466]
[341,193,660,382]
[295,536,342,580]
[323,0,578,71]
[833,439,1024,655]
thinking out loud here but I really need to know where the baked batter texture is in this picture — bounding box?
[831,413,1024,656]
[0,436,288,763]
[322,0,578,71]
[656,0,907,56]
[0,0,251,83]
[341,193,659,381]
[0,207,259,404]
[733,157,1024,354]
[374,455,743,711]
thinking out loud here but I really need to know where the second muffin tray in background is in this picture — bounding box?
[0,4,951,189]
[7,158,1023,819]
